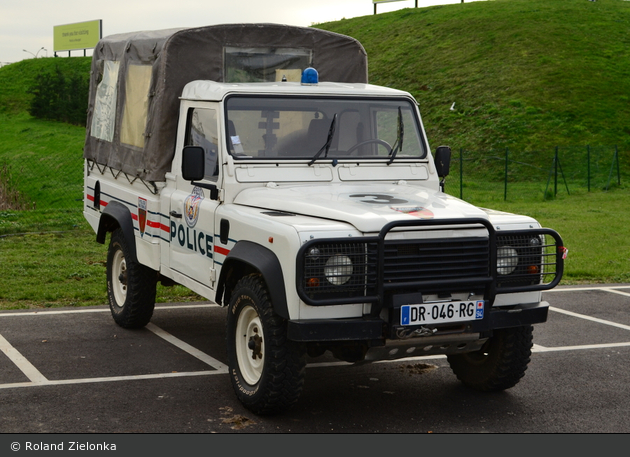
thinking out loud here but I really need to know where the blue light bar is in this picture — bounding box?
[301,67,319,85]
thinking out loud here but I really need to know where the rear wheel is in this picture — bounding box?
[447,325,534,391]
[106,228,157,328]
[226,274,306,415]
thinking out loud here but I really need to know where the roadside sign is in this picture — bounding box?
[53,20,102,53]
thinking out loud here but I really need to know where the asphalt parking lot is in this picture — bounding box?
[1,284,630,434]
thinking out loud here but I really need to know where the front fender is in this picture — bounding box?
[96,201,137,263]
[217,241,289,319]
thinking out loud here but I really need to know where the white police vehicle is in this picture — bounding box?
[83,24,565,415]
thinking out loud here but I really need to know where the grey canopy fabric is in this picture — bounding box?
[83,23,368,182]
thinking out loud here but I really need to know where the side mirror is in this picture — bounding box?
[434,145,451,178]
[182,146,205,181]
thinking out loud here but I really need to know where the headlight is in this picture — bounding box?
[324,254,353,285]
[497,246,519,275]
[298,240,373,305]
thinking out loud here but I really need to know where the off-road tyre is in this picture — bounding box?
[226,274,306,415]
[106,228,157,329]
[446,325,534,392]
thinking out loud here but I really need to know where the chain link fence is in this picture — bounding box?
[0,145,624,236]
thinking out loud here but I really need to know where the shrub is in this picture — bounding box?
[28,65,88,126]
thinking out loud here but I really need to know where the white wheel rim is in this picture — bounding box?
[111,248,127,307]
[235,305,264,385]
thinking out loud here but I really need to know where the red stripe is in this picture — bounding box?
[84,194,168,236]
[214,246,230,256]
[146,221,170,234]
[86,194,108,207]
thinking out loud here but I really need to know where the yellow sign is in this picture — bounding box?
[53,20,102,52]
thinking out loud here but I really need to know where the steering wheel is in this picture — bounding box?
[345,138,392,156]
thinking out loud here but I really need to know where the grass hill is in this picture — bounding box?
[2,0,630,155]
[315,0,630,156]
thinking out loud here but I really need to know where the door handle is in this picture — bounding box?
[169,210,182,219]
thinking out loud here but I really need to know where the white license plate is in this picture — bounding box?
[400,300,485,326]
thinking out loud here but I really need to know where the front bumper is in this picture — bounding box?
[287,301,549,343]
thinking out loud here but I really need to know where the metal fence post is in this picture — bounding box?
[617,145,621,186]
[504,147,509,201]
[587,145,591,192]
[554,146,559,197]
[459,148,463,199]
[605,145,621,191]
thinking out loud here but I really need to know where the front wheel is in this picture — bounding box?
[446,325,534,392]
[226,274,306,415]
[106,228,157,328]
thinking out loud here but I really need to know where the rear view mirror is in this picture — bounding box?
[434,145,451,178]
[182,146,205,181]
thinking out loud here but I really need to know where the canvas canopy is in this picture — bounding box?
[84,23,369,182]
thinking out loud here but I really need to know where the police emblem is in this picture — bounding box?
[184,187,204,228]
[138,197,148,236]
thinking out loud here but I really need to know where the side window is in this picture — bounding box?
[120,63,152,149]
[187,108,219,181]
[91,60,120,142]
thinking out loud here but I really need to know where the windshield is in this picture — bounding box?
[225,96,427,161]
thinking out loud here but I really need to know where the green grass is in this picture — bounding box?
[0,113,85,216]
[0,225,203,309]
[0,58,90,226]
[463,187,630,285]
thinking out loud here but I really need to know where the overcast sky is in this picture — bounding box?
[1,0,480,64]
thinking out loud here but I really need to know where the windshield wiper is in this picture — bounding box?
[387,107,404,165]
[308,114,337,166]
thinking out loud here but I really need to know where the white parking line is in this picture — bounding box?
[0,370,225,390]
[0,303,215,318]
[549,306,630,332]
[0,333,48,383]
[0,305,227,390]
[146,323,228,372]
[545,285,630,293]
[533,342,630,353]
[606,289,630,298]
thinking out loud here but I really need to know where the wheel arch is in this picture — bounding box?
[96,201,138,263]
[217,240,289,319]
